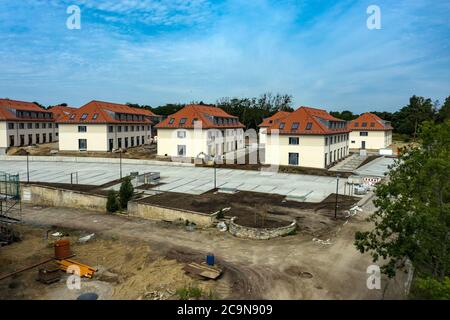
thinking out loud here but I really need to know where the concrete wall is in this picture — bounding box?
[21,184,107,212]
[229,217,297,240]
[0,120,57,148]
[128,200,216,227]
[0,155,194,167]
[264,133,349,168]
[59,124,108,151]
[349,130,392,150]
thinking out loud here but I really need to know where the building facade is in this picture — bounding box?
[155,104,245,159]
[258,111,291,147]
[57,101,153,152]
[263,107,350,169]
[0,99,58,150]
[348,113,393,150]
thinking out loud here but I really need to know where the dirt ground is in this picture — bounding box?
[140,190,359,231]
[0,225,225,300]
[0,195,411,300]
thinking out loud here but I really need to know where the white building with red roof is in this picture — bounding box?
[263,106,350,169]
[155,104,245,159]
[258,111,291,147]
[348,113,393,150]
[57,100,154,152]
[0,98,58,150]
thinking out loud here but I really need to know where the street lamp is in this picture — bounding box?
[119,148,123,179]
[26,151,30,183]
[334,174,340,219]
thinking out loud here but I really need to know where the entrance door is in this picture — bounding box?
[361,141,366,149]
[109,139,114,152]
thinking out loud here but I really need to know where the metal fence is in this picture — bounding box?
[0,171,20,200]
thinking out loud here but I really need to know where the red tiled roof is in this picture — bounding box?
[258,111,291,127]
[0,98,52,122]
[155,104,245,129]
[349,113,393,131]
[266,106,349,135]
[49,105,77,120]
[57,100,153,124]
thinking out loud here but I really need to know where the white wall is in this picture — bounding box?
[59,124,108,152]
[157,128,245,158]
[264,133,349,169]
[1,121,57,148]
[349,130,392,150]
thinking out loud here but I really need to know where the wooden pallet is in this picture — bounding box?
[183,262,222,280]
[55,259,97,279]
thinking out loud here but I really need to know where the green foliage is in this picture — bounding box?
[437,96,450,123]
[411,276,450,300]
[394,95,437,138]
[354,120,450,279]
[176,285,203,300]
[106,190,119,213]
[330,110,359,121]
[119,177,134,209]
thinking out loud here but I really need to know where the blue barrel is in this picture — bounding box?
[206,253,215,266]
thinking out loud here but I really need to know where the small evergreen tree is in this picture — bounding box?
[119,177,134,209]
[106,190,119,213]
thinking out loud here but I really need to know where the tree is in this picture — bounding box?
[330,110,359,121]
[394,95,436,138]
[355,120,450,281]
[119,177,134,209]
[437,96,450,123]
[106,190,119,213]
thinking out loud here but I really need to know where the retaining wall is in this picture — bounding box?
[21,184,107,213]
[128,200,217,227]
[0,155,194,167]
[228,217,297,240]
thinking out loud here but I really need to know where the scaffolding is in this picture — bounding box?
[0,171,21,222]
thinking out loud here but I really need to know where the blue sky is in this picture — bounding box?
[0,0,449,112]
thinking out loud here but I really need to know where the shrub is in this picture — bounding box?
[119,177,134,209]
[176,285,203,300]
[106,190,119,213]
[410,276,450,300]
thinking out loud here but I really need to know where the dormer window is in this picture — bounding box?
[306,122,313,130]
[169,118,175,125]
[179,118,187,125]
[70,114,76,120]
[81,113,88,120]
[292,122,299,130]
[362,122,367,127]
[192,118,199,125]
[370,122,375,127]
[93,113,98,120]
[279,122,285,129]
[354,122,359,127]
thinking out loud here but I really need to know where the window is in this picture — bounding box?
[27,123,32,129]
[78,139,87,151]
[289,137,299,145]
[351,140,355,144]
[169,118,175,125]
[131,137,134,147]
[306,122,313,130]
[136,126,140,132]
[49,133,52,142]
[8,123,14,130]
[288,153,299,166]
[56,124,59,128]
[142,126,145,131]
[43,133,46,143]
[131,126,135,132]
[279,122,285,129]
[370,122,375,127]
[93,113,99,120]
[78,126,87,133]
[362,122,367,127]
[177,131,186,138]
[325,153,328,167]
[118,138,122,149]
[125,126,129,132]
[42,123,47,129]
[19,123,25,129]
[108,126,114,133]
[291,122,299,130]
[9,135,14,147]
[178,145,186,157]
[70,114,76,120]
[179,118,187,125]
[49,123,53,128]
[360,132,368,136]
[354,122,359,127]
[35,123,40,129]
[28,134,33,145]
[118,126,122,132]
[137,137,140,145]
[325,137,328,146]
[81,113,88,120]
[36,134,40,144]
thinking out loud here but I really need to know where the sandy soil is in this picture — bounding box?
[0,225,224,300]
[0,194,410,300]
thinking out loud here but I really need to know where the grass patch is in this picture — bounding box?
[176,285,203,300]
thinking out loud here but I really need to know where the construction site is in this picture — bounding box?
[0,155,409,300]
